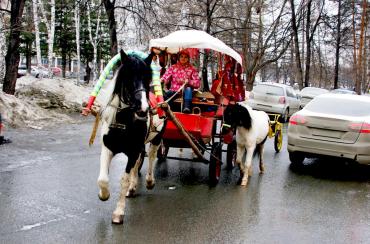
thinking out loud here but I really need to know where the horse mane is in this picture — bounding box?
[233,103,252,130]
[113,54,152,100]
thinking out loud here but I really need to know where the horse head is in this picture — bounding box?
[114,50,154,119]
[221,103,252,134]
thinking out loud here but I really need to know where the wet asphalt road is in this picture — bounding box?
[0,115,369,244]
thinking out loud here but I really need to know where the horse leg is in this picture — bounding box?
[97,145,113,201]
[258,143,265,174]
[146,143,159,190]
[235,144,245,184]
[112,154,138,224]
[127,151,145,197]
[112,172,130,224]
[241,145,255,187]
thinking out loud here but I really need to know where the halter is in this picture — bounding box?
[119,85,148,111]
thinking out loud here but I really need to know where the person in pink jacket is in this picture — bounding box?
[161,49,200,113]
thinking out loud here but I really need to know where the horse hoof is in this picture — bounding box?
[112,214,124,225]
[260,166,265,174]
[241,179,248,186]
[98,192,110,201]
[126,188,136,198]
[146,181,155,190]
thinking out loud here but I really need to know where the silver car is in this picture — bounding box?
[31,66,50,78]
[299,87,329,108]
[247,83,300,122]
[288,94,370,165]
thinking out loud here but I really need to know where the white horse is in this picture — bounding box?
[222,102,270,186]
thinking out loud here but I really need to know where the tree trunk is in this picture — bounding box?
[74,0,81,83]
[0,10,7,81]
[103,0,118,57]
[356,0,367,94]
[39,0,55,75]
[26,41,32,73]
[289,0,304,89]
[62,52,67,78]
[32,0,41,66]
[334,0,342,89]
[87,3,101,83]
[304,0,312,88]
[3,0,26,95]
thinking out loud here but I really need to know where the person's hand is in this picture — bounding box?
[81,107,91,116]
[151,47,161,55]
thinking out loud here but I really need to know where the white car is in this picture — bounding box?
[288,93,370,166]
[17,65,28,77]
[247,83,301,122]
[31,66,50,78]
[299,87,329,108]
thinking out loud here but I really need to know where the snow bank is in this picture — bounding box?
[0,75,93,129]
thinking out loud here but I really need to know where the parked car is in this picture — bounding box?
[31,66,49,78]
[51,67,62,76]
[288,93,370,166]
[17,65,27,77]
[299,87,329,108]
[247,83,300,122]
[331,88,357,95]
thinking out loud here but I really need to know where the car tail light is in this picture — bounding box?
[249,92,254,99]
[289,115,307,125]
[349,122,370,133]
[278,96,286,104]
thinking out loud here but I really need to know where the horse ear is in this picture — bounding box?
[120,49,128,63]
[144,52,154,66]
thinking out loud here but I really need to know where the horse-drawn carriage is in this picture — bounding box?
[83,30,284,224]
[142,30,246,186]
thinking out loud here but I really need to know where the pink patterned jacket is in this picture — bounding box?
[161,63,200,91]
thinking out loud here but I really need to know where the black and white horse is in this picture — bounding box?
[222,102,269,186]
[97,50,160,224]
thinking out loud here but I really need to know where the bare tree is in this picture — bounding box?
[0,0,10,81]
[102,0,117,57]
[39,0,56,76]
[74,0,81,83]
[355,0,367,94]
[3,0,26,95]
[290,0,304,89]
[87,1,102,82]
[241,0,292,91]
[32,0,42,66]
[304,0,324,87]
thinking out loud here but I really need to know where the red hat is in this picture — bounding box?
[178,49,190,58]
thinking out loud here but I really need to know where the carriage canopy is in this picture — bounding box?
[149,30,242,65]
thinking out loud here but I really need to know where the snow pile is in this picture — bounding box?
[0,75,93,129]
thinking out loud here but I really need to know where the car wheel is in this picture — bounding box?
[35,73,39,78]
[289,151,305,165]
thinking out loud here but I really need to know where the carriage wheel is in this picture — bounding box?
[274,130,283,152]
[209,142,222,186]
[226,140,236,170]
[157,140,169,163]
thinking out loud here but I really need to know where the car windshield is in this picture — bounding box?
[331,89,355,94]
[253,84,284,96]
[301,87,327,95]
[304,96,370,116]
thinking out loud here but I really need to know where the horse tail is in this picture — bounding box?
[254,135,268,158]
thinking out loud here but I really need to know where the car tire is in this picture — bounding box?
[289,151,305,165]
